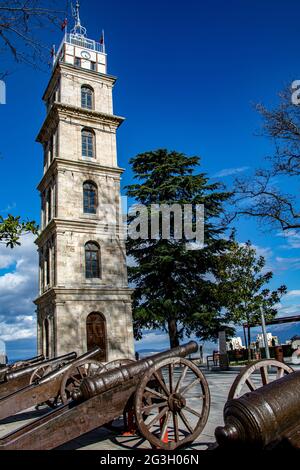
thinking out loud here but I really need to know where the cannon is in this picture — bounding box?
[0,346,104,421]
[0,355,45,383]
[0,341,210,450]
[215,359,300,449]
[0,351,77,399]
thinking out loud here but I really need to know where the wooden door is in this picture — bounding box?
[86,312,107,362]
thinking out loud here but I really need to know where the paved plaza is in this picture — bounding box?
[0,363,297,450]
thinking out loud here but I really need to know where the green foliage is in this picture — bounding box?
[0,214,39,248]
[216,239,287,326]
[126,148,233,347]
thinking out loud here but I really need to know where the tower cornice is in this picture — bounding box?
[35,218,126,247]
[43,63,117,102]
[37,158,124,192]
[36,102,125,143]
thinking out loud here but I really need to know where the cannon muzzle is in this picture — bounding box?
[215,369,300,449]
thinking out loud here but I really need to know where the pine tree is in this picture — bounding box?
[125,149,233,348]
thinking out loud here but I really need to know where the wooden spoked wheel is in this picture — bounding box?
[135,357,210,450]
[30,365,58,409]
[60,360,104,404]
[228,359,294,400]
[29,365,53,384]
[103,358,135,372]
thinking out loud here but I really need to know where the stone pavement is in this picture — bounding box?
[0,364,297,450]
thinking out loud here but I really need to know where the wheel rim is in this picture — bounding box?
[60,360,104,404]
[135,357,210,450]
[228,359,294,400]
[29,365,52,384]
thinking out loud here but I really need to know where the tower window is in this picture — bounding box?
[83,181,97,214]
[81,86,94,110]
[75,57,81,67]
[45,247,50,286]
[82,128,95,158]
[47,189,52,223]
[90,62,96,72]
[85,242,101,279]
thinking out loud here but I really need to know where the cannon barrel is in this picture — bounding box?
[0,355,45,380]
[39,346,101,384]
[74,341,198,401]
[5,351,77,382]
[215,370,300,449]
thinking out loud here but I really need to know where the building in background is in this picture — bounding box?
[226,337,244,350]
[34,2,134,361]
[256,333,279,348]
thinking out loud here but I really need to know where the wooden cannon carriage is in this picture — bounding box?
[0,352,77,399]
[0,341,210,450]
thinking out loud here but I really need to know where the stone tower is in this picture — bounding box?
[34,3,134,361]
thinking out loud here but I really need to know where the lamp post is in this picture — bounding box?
[260,306,270,360]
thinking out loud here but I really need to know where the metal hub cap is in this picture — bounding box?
[168,393,186,412]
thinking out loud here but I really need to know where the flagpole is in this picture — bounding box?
[102,29,106,54]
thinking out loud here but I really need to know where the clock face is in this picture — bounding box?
[81,51,91,59]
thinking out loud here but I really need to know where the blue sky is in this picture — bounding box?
[1,0,300,360]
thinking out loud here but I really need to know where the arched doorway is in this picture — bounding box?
[86,312,107,362]
[44,318,50,358]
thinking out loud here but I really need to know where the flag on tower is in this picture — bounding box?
[100,30,105,45]
[61,18,68,31]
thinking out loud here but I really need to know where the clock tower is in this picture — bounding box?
[34,2,135,361]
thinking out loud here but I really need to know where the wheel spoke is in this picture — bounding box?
[168,364,173,394]
[145,386,168,400]
[245,377,256,392]
[173,411,179,443]
[71,375,81,385]
[184,405,202,419]
[175,366,188,393]
[276,368,284,379]
[153,372,170,397]
[180,378,199,396]
[147,406,168,429]
[77,366,84,379]
[260,366,269,386]
[160,411,170,440]
[179,410,193,434]
[142,401,168,413]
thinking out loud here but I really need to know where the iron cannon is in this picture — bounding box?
[0,355,45,383]
[215,359,300,449]
[0,351,77,399]
[0,341,210,450]
[0,346,104,421]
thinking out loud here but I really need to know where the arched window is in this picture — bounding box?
[83,181,97,214]
[82,128,95,159]
[81,85,94,110]
[85,242,100,279]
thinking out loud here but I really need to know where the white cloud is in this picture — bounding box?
[213,166,250,178]
[286,290,300,297]
[0,234,38,342]
[276,230,300,250]
[275,256,300,271]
